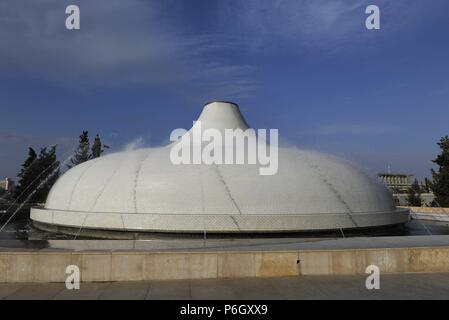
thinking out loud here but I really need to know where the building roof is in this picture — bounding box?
[31,101,408,233]
[378,173,413,177]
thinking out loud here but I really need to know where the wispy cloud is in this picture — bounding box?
[0,1,256,99]
[0,0,440,96]
[217,0,441,54]
[312,123,399,135]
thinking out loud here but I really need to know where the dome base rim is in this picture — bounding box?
[31,207,409,235]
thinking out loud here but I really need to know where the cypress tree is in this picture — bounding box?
[91,134,104,159]
[31,145,60,203]
[424,177,432,193]
[13,147,37,200]
[68,130,91,168]
[407,178,422,207]
[13,146,60,203]
[431,135,449,207]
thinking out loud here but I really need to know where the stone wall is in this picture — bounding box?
[1,247,449,283]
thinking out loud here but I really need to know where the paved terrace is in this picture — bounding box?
[1,273,449,299]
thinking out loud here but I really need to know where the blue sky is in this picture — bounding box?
[0,0,448,180]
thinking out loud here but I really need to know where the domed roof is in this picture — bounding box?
[31,101,409,234]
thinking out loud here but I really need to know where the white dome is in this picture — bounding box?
[31,101,408,234]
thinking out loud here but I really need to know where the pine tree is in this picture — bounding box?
[407,179,422,207]
[431,135,449,207]
[31,145,60,203]
[91,134,104,159]
[13,147,37,200]
[69,130,91,168]
[13,146,60,203]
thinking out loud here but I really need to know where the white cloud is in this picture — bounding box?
[0,1,256,99]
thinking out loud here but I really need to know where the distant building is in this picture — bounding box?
[0,178,14,192]
[377,172,434,206]
[377,173,412,193]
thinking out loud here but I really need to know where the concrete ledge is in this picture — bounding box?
[1,246,449,283]
[410,212,449,222]
[401,206,449,222]
[402,206,449,214]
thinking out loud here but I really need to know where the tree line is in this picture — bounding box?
[12,131,108,203]
[406,136,449,207]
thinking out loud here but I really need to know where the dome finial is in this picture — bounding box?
[197,101,249,130]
